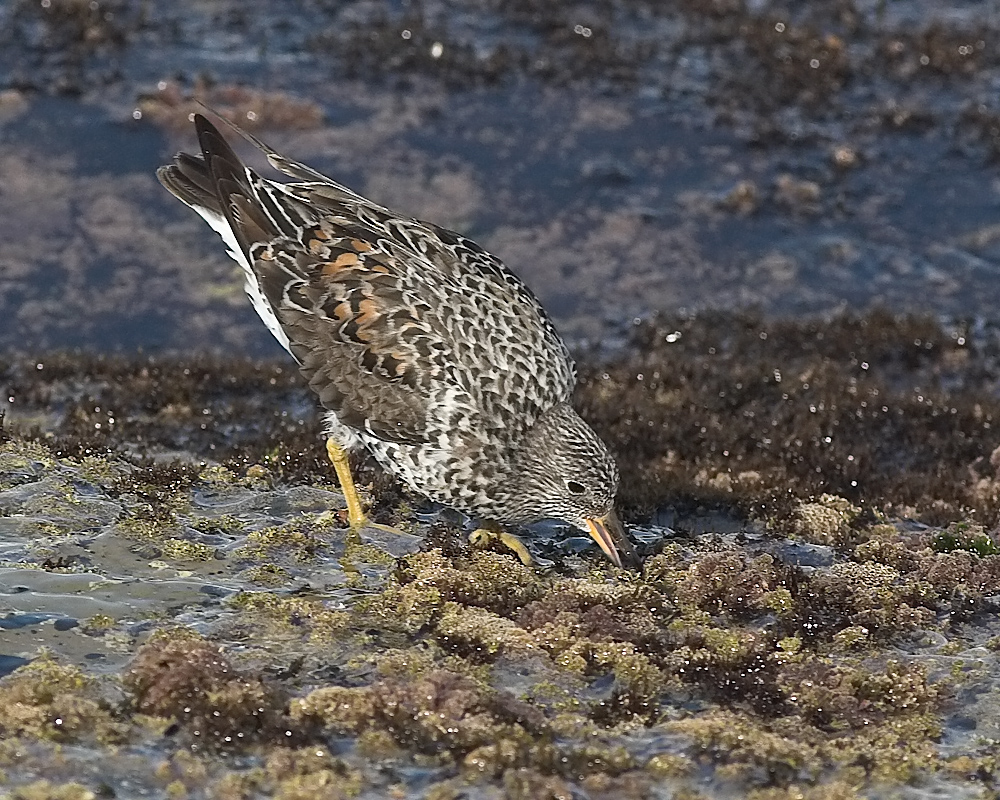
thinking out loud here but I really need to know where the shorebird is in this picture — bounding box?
[158,113,639,570]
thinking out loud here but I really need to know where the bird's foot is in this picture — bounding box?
[314,509,408,537]
[469,524,533,565]
[362,519,412,537]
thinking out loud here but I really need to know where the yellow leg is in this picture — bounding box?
[326,439,367,529]
[469,523,533,566]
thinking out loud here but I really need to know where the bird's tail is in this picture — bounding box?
[159,114,295,262]
[156,114,297,354]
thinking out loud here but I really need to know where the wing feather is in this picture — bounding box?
[158,113,576,448]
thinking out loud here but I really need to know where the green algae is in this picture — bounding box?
[72,454,132,489]
[2,782,100,800]
[158,538,217,561]
[291,667,636,782]
[0,654,126,745]
[79,614,115,634]
[436,602,538,659]
[932,521,1000,557]
[240,562,293,587]
[230,515,333,564]
[0,489,975,797]
[227,591,350,643]
[358,549,544,633]
[6,315,1000,796]
[0,438,57,472]
[198,464,239,486]
[340,528,396,569]
[189,513,246,537]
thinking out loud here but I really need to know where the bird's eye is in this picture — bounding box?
[566,480,586,495]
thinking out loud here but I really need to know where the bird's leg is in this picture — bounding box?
[324,439,413,539]
[326,438,367,529]
[469,520,533,565]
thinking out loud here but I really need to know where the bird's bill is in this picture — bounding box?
[585,510,641,571]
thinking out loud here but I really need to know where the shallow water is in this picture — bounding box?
[4,1,1000,352]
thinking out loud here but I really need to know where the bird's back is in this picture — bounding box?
[157,115,576,461]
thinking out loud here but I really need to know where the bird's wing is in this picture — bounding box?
[282,181,579,415]
[158,114,576,445]
[160,115,438,444]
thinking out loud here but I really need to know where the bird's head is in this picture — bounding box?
[509,402,640,570]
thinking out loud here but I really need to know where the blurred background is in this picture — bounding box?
[3,0,1000,356]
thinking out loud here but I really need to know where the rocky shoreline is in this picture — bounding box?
[2,312,1000,799]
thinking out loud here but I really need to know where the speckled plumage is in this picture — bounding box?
[158,113,639,568]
